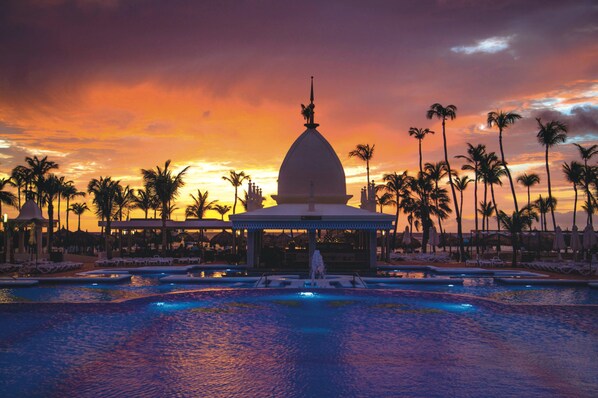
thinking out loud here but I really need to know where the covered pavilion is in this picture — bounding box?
[231,79,393,269]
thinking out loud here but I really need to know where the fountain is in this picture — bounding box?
[310,250,327,287]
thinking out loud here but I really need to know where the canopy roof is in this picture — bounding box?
[13,199,48,225]
[99,219,232,230]
[230,203,393,230]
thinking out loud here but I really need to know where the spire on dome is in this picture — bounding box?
[301,76,319,128]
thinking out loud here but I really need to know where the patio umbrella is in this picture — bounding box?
[552,226,566,258]
[428,226,439,252]
[570,225,581,259]
[582,225,596,267]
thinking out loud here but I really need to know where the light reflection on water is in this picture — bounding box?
[0,289,596,398]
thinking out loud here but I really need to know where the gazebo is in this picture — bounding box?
[11,199,48,261]
[231,79,393,268]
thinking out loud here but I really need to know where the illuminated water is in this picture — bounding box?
[0,289,596,397]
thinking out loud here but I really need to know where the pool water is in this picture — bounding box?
[0,289,596,397]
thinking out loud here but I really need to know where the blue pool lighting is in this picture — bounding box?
[448,284,454,287]
[526,285,532,288]
[299,292,316,298]
[461,303,473,308]
[92,283,98,286]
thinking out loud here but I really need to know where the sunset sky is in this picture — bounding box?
[0,0,596,232]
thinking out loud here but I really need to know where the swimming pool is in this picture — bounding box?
[0,289,596,397]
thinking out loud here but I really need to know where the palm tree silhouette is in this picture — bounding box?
[186,190,217,219]
[478,201,494,233]
[222,170,250,215]
[498,209,534,267]
[383,171,410,247]
[426,103,464,260]
[562,161,583,227]
[0,178,17,223]
[408,127,434,175]
[487,110,522,213]
[516,173,540,209]
[10,165,30,209]
[62,182,85,231]
[572,143,598,225]
[69,202,89,231]
[349,144,375,196]
[457,143,486,252]
[41,174,62,251]
[480,152,505,248]
[534,195,555,232]
[425,161,448,245]
[25,155,58,207]
[142,160,189,254]
[536,118,568,230]
[88,176,121,258]
[213,204,232,221]
[453,174,471,223]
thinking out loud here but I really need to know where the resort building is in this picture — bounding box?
[230,81,394,269]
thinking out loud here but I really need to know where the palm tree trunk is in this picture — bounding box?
[161,202,168,254]
[572,186,577,227]
[474,169,479,255]
[441,119,464,261]
[233,186,238,214]
[77,214,81,231]
[418,140,423,175]
[66,197,70,231]
[47,202,54,252]
[393,197,400,250]
[366,160,370,200]
[57,195,61,230]
[490,184,500,253]
[545,147,556,230]
[499,128,518,213]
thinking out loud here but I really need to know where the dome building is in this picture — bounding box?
[231,79,393,268]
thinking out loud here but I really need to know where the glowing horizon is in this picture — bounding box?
[0,0,596,232]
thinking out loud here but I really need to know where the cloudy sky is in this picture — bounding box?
[0,0,596,232]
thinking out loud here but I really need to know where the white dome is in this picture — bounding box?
[272,127,352,204]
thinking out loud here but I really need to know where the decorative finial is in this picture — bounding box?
[301,76,319,129]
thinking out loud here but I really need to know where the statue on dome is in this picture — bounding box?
[301,103,314,122]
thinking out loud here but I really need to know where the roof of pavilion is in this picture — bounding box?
[230,203,394,230]
[98,219,231,230]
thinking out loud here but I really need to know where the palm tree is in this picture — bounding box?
[88,176,121,258]
[376,191,395,213]
[457,143,486,251]
[516,173,540,209]
[10,165,31,209]
[478,201,494,233]
[132,186,153,219]
[534,195,556,232]
[453,174,471,222]
[573,143,598,225]
[0,178,17,220]
[562,161,583,227]
[69,203,89,231]
[54,176,72,230]
[383,171,410,246]
[498,209,533,267]
[579,165,597,226]
[213,204,232,221]
[480,152,505,247]
[186,190,217,219]
[25,155,58,206]
[222,170,250,215]
[536,118,568,230]
[487,110,522,213]
[142,160,189,253]
[426,103,464,260]
[424,161,448,242]
[408,128,434,174]
[349,144,375,197]
[40,174,62,251]
[62,183,85,231]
